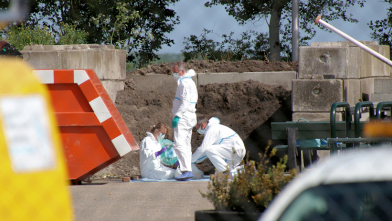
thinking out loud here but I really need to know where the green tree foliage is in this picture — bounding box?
[0,0,180,67]
[202,0,365,61]
[182,29,269,62]
[368,1,392,56]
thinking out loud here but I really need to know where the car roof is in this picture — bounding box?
[259,146,392,221]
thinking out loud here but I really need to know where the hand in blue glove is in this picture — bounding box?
[155,146,167,157]
[174,161,180,166]
[172,116,180,128]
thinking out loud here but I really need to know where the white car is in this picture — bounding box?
[259,146,392,221]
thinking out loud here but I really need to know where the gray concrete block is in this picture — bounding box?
[368,93,392,102]
[361,78,392,101]
[292,79,343,112]
[292,112,342,122]
[85,49,104,79]
[59,50,87,69]
[361,45,391,78]
[101,49,125,80]
[101,80,125,103]
[21,51,60,69]
[198,71,296,90]
[343,79,361,106]
[131,74,197,94]
[21,44,127,81]
[310,41,378,47]
[299,47,351,79]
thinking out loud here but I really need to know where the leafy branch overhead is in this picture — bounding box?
[200,0,365,61]
[0,0,180,67]
[367,0,392,56]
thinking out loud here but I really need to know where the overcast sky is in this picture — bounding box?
[159,0,390,54]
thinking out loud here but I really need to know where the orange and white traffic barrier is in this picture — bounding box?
[33,69,139,182]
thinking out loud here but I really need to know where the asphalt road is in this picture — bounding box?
[70,179,214,221]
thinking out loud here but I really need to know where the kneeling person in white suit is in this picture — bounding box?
[139,123,177,179]
[192,117,246,173]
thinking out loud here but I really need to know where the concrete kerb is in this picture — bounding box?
[128,71,297,93]
[197,71,296,90]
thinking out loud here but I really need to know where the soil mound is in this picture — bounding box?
[130,60,298,75]
[90,60,293,179]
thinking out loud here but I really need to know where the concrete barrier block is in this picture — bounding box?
[59,50,87,69]
[310,41,378,47]
[21,51,60,69]
[368,93,392,102]
[292,79,343,112]
[361,45,391,78]
[101,49,125,80]
[292,112,342,122]
[361,78,392,101]
[85,49,104,79]
[131,74,197,94]
[299,47,352,79]
[101,80,125,103]
[198,71,296,90]
[343,79,361,106]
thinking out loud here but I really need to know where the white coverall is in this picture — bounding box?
[192,117,246,172]
[172,69,198,172]
[139,132,176,179]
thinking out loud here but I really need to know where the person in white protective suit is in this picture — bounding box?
[139,123,177,179]
[192,117,246,174]
[171,61,198,181]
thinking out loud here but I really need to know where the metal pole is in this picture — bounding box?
[292,0,299,61]
[315,15,392,67]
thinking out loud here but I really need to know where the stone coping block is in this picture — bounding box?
[198,71,296,90]
[21,48,126,80]
[23,44,113,51]
[299,47,351,79]
[361,78,392,101]
[360,45,391,78]
[310,41,378,47]
[299,44,390,79]
[368,93,392,102]
[343,79,361,107]
[101,80,125,103]
[293,112,342,122]
[130,74,197,94]
[293,79,343,112]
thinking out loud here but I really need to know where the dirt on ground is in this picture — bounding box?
[90,60,296,179]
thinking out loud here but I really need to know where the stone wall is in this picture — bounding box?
[22,44,126,102]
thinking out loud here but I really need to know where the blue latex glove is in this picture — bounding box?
[174,161,180,166]
[155,146,167,157]
[172,116,180,128]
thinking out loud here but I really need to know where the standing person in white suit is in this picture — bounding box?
[171,61,198,181]
[192,117,246,173]
[139,123,177,179]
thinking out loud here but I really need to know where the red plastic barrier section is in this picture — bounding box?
[33,69,139,183]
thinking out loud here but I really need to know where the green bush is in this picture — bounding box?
[1,23,88,50]
[200,141,297,212]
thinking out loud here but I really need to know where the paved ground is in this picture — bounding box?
[70,179,214,221]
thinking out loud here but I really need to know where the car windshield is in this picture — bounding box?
[278,181,392,221]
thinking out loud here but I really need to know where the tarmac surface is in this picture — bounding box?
[70,179,214,221]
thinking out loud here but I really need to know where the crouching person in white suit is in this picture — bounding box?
[139,123,177,179]
[192,117,246,174]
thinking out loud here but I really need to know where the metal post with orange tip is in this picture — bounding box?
[315,15,392,67]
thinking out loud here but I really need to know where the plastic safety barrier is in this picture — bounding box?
[33,69,139,183]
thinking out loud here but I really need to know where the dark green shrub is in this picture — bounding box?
[200,141,297,212]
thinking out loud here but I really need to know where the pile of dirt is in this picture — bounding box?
[130,60,298,75]
[90,60,294,179]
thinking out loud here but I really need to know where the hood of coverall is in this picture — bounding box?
[206,117,220,130]
[183,69,196,78]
